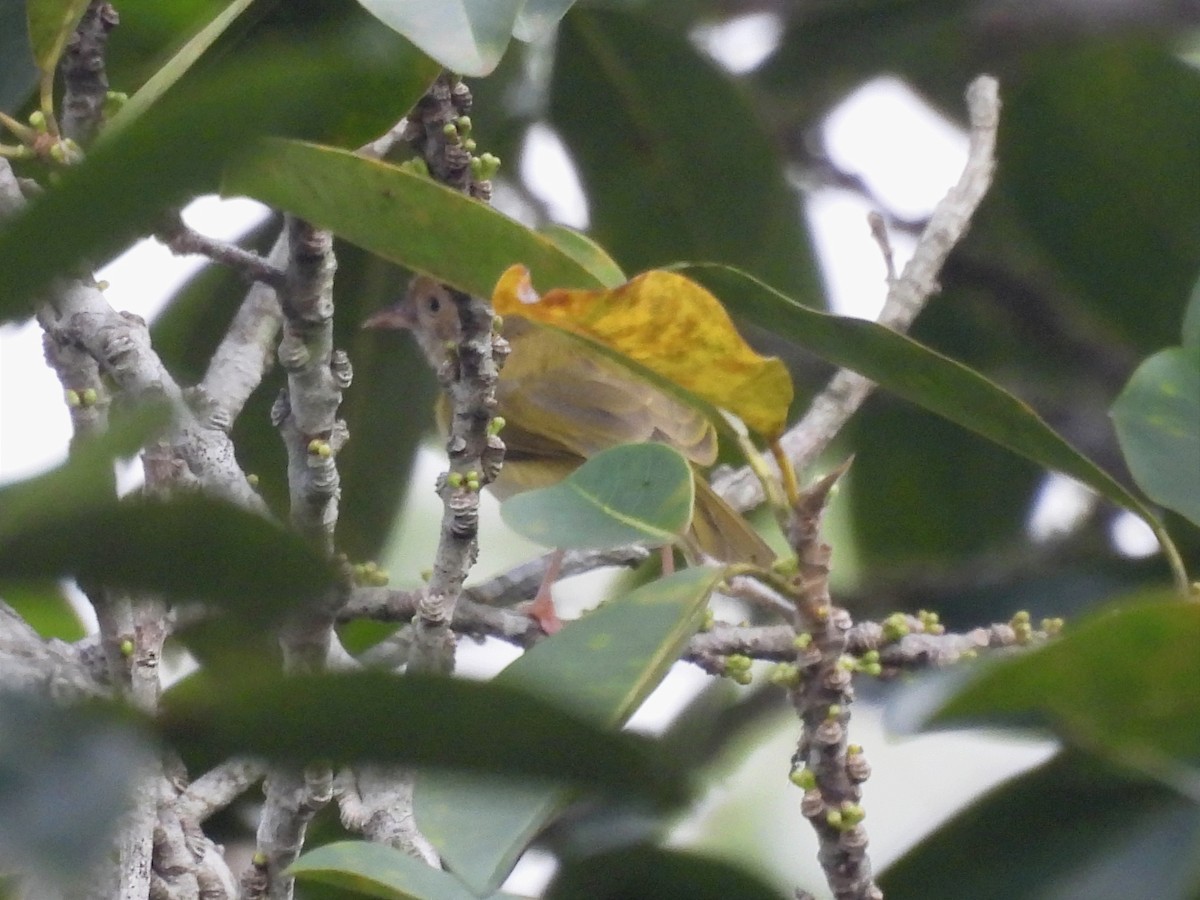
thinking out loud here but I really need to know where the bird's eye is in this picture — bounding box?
[427,296,440,313]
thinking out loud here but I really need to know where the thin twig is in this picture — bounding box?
[714,75,1002,512]
[157,208,287,290]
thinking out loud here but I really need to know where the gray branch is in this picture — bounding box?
[714,75,1002,511]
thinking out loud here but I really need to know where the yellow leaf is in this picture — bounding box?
[493,265,794,438]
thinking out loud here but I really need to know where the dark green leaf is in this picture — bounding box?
[102,0,258,137]
[1112,347,1200,529]
[222,139,603,300]
[0,1,38,113]
[500,443,694,550]
[355,0,521,76]
[0,692,149,887]
[160,669,684,802]
[848,401,1040,567]
[0,35,439,323]
[1004,43,1200,352]
[290,841,522,900]
[550,9,821,301]
[685,264,1171,555]
[25,0,89,74]
[0,492,336,616]
[416,567,719,894]
[882,753,1200,900]
[548,845,789,900]
[900,597,1200,785]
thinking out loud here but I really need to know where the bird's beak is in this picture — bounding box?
[361,304,414,330]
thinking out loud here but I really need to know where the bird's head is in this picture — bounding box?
[363,276,462,368]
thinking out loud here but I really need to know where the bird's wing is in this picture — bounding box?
[498,320,718,465]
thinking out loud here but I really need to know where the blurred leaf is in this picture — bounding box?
[0,581,84,640]
[1004,43,1200,352]
[899,596,1200,786]
[0,491,337,622]
[0,0,38,112]
[848,401,1040,567]
[103,0,258,138]
[222,139,602,299]
[549,845,787,900]
[492,266,793,437]
[160,669,684,802]
[0,692,149,888]
[513,0,577,43]
[416,567,719,894]
[501,442,694,550]
[355,0,521,76]
[1112,285,1200,529]
[550,8,821,301]
[332,244,436,560]
[882,753,1200,900]
[290,841,521,900]
[0,403,167,541]
[25,0,89,74]
[1112,348,1200,529]
[685,265,1172,553]
[0,34,438,323]
[539,224,625,289]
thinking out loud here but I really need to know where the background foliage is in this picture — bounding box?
[2,0,1200,898]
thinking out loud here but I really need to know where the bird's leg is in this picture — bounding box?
[659,545,675,575]
[523,548,565,634]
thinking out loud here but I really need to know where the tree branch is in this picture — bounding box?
[714,75,1002,512]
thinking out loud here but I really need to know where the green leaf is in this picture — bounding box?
[848,402,1040,567]
[902,597,1200,785]
[513,0,578,43]
[0,36,439,323]
[1112,348,1200,529]
[539,223,625,288]
[102,0,258,139]
[160,669,684,802]
[684,264,1176,562]
[500,443,694,550]
[0,1,38,113]
[0,692,149,887]
[416,567,719,894]
[548,845,789,900]
[355,0,522,76]
[290,841,522,900]
[1004,43,1200,352]
[222,139,603,300]
[0,492,338,622]
[881,753,1200,900]
[0,581,85,640]
[0,403,167,542]
[25,0,90,75]
[550,9,821,301]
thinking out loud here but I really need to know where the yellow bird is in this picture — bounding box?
[365,276,773,629]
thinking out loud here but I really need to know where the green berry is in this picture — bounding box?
[463,138,477,153]
[826,809,843,829]
[488,416,506,436]
[447,472,464,488]
[28,110,46,131]
[793,632,812,649]
[466,478,481,492]
[119,638,134,657]
[789,767,816,790]
[81,387,98,406]
[247,473,259,487]
[64,389,81,408]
